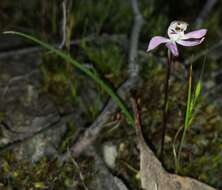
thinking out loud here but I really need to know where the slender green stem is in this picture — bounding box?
[176,64,192,172]
[160,50,172,162]
[3,31,134,125]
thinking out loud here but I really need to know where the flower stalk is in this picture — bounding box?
[160,49,172,161]
[146,20,207,164]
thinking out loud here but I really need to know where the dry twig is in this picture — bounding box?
[59,0,68,49]
[70,0,143,157]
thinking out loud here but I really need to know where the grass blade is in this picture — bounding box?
[3,31,134,125]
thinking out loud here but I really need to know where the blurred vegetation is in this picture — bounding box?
[0,0,222,189]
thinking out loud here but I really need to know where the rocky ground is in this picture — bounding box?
[0,0,222,189]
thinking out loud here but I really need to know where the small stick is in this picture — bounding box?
[131,98,142,130]
[69,149,89,190]
[131,97,146,146]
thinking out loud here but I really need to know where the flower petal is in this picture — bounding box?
[183,29,207,39]
[177,37,205,47]
[165,42,179,56]
[146,36,169,52]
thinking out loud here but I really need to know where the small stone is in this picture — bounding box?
[103,142,118,169]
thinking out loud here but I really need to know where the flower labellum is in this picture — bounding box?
[146,21,207,56]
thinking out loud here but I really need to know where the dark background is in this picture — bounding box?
[0,0,222,189]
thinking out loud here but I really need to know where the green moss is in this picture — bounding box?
[59,122,77,153]
[0,112,5,124]
[0,152,97,189]
[81,42,125,83]
[39,54,77,101]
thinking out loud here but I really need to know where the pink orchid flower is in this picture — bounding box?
[147,21,207,56]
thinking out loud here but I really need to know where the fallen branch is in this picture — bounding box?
[128,0,144,78]
[70,0,143,157]
[70,78,139,156]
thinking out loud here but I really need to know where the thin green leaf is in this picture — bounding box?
[3,31,134,125]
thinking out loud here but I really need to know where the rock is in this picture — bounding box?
[0,51,105,161]
[103,142,118,169]
[0,54,67,161]
[90,147,129,190]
